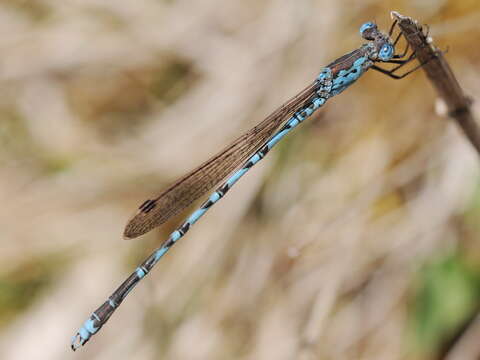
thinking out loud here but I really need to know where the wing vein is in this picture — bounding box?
[124,82,318,238]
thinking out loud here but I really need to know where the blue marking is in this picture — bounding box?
[78,327,90,341]
[331,55,369,94]
[290,116,300,126]
[209,192,221,202]
[71,334,83,348]
[313,98,325,108]
[154,246,169,261]
[360,22,375,35]
[171,231,181,242]
[251,153,262,163]
[77,318,99,342]
[354,56,367,67]
[317,67,332,81]
[136,267,146,279]
[188,208,207,224]
[251,155,262,165]
[379,43,394,61]
[85,319,99,333]
[269,130,287,144]
[108,299,116,308]
[227,168,248,186]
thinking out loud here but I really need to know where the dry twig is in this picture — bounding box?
[391,11,480,155]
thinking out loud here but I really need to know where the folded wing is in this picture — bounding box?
[124,82,318,239]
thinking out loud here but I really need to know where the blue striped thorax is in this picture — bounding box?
[317,22,396,96]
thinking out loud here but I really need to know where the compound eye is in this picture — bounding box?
[379,43,394,61]
[359,22,376,39]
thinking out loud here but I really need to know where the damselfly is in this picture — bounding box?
[72,17,423,350]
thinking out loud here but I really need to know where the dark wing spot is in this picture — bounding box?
[139,199,157,213]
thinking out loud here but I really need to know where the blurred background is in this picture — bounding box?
[1,1,480,359]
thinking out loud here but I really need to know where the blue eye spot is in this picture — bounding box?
[379,44,394,61]
[359,22,376,36]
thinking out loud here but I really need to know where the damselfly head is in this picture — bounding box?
[360,21,395,61]
[359,22,377,40]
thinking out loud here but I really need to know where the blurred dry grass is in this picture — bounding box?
[1,1,480,359]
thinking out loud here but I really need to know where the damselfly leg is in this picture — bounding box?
[371,20,429,79]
